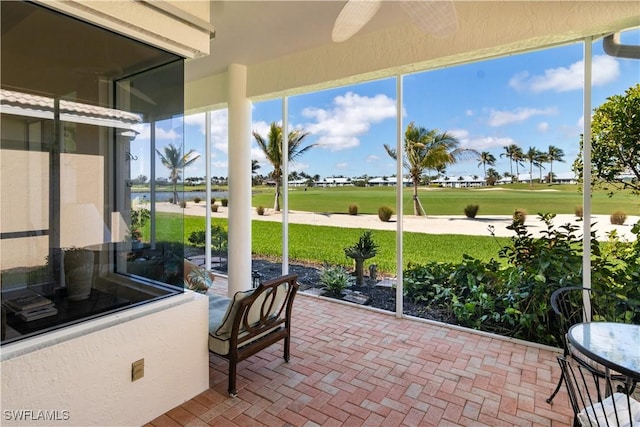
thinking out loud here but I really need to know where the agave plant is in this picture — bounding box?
[344,230,378,286]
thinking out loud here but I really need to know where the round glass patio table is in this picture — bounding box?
[568,322,640,381]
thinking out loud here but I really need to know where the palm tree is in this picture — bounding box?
[500,144,519,177]
[536,152,548,182]
[385,122,477,216]
[486,168,501,186]
[251,159,261,174]
[477,151,496,185]
[512,146,525,180]
[156,143,200,204]
[546,145,565,184]
[252,122,314,211]
[524,147,546,187]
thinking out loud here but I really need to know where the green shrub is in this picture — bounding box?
[464,204,479,218]
[179,200,187,209]
[168,197,174,204]
[319,263,353,296]
[211,204,219,212]
[221,198,228,207]
[348,204,358,215]
[193,196,201,204]
[256,206,265,216]
[575,206,583,218]
[378,206,393,222]
[610,210,626,225]
[210,197,216,205]
[513,208,527,225]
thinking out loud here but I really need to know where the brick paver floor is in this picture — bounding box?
[148,290,574,426]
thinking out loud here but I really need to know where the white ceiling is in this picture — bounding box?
[185,1,409,81]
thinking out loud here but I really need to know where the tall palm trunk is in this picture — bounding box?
[412,177,422,216]
[172,179,179,203]
[274,179,281,211]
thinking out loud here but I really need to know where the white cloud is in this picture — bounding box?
[467,136,516,150]
[290,162,310,173]
[449,128,515,150]
[335,162,348,169]
[302,92,396,151]
[509,55,620,93]
[449,129,469,140]
[537,122,549,132]
[465,109,474,116]
[366,154,379,163]
[132,123,180,141]
[210,110,229,153]
[488,107,557,127]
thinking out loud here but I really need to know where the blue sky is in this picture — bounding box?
[132,29,639,182]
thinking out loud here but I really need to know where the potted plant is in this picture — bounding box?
[63,247,94,301]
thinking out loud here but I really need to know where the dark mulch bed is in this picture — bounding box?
[208,257,453,323]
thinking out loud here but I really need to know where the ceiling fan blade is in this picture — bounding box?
[400,0,458,39]
[332,0,383,43]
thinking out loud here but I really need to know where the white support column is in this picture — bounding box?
[395,76,404,318]
[227,64,252,295]
[205,111,212,271]
[282,97,289,275]
[582,38,593,319]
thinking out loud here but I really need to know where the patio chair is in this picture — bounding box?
[557,354,640,426]
[208,274,298,396]
[547,286,640,404]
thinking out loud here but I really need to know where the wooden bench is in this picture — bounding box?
[208,274,299,396]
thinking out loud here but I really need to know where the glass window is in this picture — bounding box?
[1,2,185,344]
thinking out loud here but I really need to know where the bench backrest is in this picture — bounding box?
[227,274,298,347]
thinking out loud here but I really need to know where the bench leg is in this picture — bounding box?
[228,358,238,397]
[284,335,291,362]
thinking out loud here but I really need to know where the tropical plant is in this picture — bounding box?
[486,168,501,186]
[384,122,477,215]
[348,204,359,215]
[501,144,523,178]
[343,230,378,286]
[251,159,261,174]
[319,263,353,296]
[156,143,200,204]
[524,147,545,187]
[574,84,640,194]
[252,122,315,211]
[477,151,496,183]
[546,145,565,184]
[187,224,229,265]
[130,208,150,241]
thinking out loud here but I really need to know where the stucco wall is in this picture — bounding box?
[0,292,209,426]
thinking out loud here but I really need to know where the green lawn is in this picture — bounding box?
[251,184,639,216]
[154,213,509,274]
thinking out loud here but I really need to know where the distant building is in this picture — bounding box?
[432,175,484,188]
[368,176,411,187]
